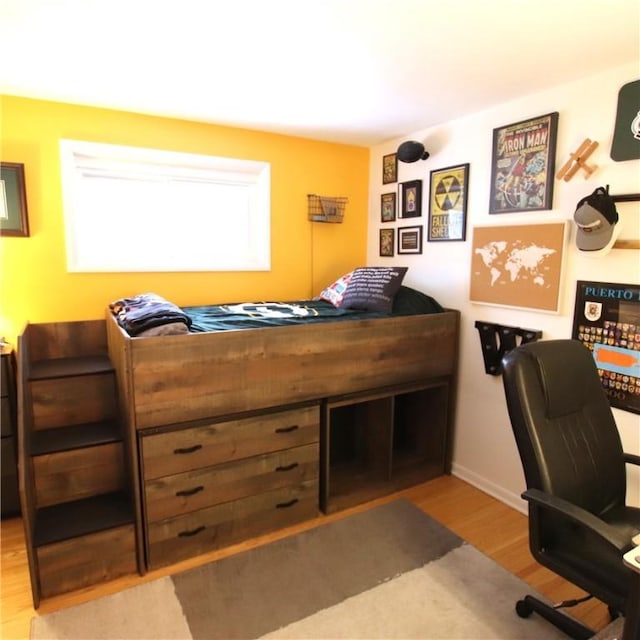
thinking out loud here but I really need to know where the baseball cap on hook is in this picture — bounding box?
[573,185,619,252]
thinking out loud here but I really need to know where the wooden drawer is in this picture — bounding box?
[37,524,136,599]
[141,405,319,480]
[30,373,117,430]
[33,442,125,508]
[147,480,318,568]
[145,443,318,522]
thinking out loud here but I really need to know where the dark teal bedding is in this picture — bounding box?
[185,286,443,333]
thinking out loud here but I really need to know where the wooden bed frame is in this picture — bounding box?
[106,309,460,430]
[105,307,461,570]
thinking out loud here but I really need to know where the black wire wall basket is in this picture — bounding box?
[307,194,348,223]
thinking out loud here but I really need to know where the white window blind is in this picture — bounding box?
[60,140,271,272]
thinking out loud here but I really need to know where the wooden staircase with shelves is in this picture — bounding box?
[17,320,138,607]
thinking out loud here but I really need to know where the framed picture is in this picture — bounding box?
[398,225,423,254]
[0,162,29,237]
[399,180,422,218]
[489,112,558,214]
[469,221,566,312]
[572,280,640,414]
[379,228,395,257]
[611,79,640,161]
[428,163,469,241]
[382,153,398,184]
[380,192,396,222]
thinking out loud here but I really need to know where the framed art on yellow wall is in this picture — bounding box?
[0,162,30,237]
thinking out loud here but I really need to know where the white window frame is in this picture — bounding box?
[59,139,271,272]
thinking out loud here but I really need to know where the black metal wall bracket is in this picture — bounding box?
[474,321,542,376]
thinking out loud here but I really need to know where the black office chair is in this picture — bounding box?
[501,339,640,639]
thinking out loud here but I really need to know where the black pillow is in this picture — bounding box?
[340,266,408,313]
[392,286,444,315]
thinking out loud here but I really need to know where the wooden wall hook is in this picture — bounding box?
[611,192,640,250]
[556,138,599,182]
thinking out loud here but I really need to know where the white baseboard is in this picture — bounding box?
[451,463,527,515]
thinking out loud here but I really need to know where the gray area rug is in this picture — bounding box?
[31,499,568,639]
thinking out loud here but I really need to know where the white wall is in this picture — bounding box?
[368,62,640,512]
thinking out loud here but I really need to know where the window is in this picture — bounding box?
[59,140,271,272]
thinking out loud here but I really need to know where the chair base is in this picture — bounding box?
[516,595,595,640]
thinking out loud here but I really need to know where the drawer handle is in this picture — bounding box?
[176,485,204,497]
[275,425,299,434]
[178,525,205,538]
[275,462,299,472]
[276,498,299,509]
[173,444,203,455]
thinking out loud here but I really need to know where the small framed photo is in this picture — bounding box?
[380,192,396,222]
[398,225,423,254]
[379,228,395,257]
[0,162,29,237]
[428,163,469,241]
[489,111,558,214]
[382,153,398,184]
[399,180,422,218]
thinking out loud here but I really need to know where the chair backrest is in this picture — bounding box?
[502,339,627,518]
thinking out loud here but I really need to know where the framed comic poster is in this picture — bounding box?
[572,280,640,414]
[380,192,396,222]
[428,163,469,241]
[399,180,422,218]
[469,221,566,312]
[489,112,558,214]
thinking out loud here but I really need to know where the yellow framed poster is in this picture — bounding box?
[428,163,469,241]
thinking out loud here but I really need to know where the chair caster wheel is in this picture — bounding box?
[516,599,532,618]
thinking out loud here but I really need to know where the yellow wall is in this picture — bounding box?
[0,96,369,345]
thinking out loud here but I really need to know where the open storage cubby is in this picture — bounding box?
[320,380,451,514]
[18,320,138,607]
[392,385,449,474]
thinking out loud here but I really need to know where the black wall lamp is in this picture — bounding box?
[397,140,429,163]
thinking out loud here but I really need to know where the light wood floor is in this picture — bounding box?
[1,475,610,639]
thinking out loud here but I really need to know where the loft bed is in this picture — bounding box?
[15,270,462,600]
[104,268,461,568]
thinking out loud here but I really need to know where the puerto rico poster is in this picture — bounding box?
[572,280,640,414]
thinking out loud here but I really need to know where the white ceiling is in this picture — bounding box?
[1,0,639,146]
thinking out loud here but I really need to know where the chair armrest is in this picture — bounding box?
[624,452,640,467]
[522,488,633,552]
